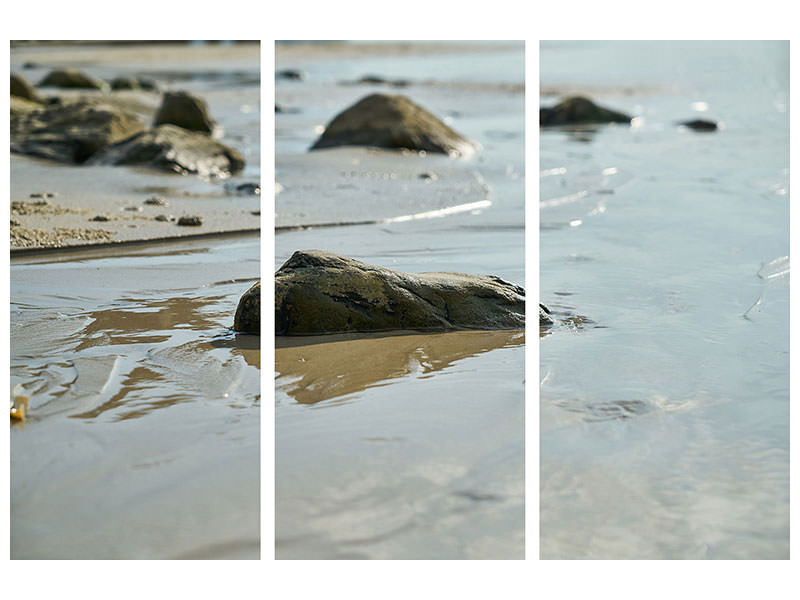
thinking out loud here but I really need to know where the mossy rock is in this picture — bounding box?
[310,93,477,158]
[540,96,631,126]
[234,281,260,334]
[276,250,524,335]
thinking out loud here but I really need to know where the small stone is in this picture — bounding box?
[144,196,168,206]
[124,206,143,212]
[679,119,718,132]
[29,192,56,199]
[177,215,203,226]
[155,214,173,222]
[276,69,306,81]
[91,215,111,222]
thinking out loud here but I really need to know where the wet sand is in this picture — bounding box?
[11,235,260,559]
[9,42,261,559]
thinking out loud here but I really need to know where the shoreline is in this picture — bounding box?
[10,228,260,258]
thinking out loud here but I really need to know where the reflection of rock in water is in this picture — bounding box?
[275,329,524,404]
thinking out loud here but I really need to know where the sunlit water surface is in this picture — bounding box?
[540,41,789,559]
[10,237,260,559]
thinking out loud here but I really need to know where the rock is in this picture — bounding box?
[540,96,631,126]
[110,76,158,91]
[276,69,306,81]
[155,214,173,222]
[355,75,409,87]
[679,119,718,132]
[11,73,45,103]
[310,93,478,158]
[11,99,145,163]
[86,124,245,178]
[10,96,43,117]
[234,281,260,334]
[540,303,554,326]
[38,68,105,90]
[144,196,167,206]
[177,215,203,226]
[91,215,111,222]
[153,91,215,134]
[275,250,525,335]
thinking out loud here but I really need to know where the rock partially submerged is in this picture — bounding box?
[154,91,216,134]
[540,96,631,126]
[275,250,525,335]
[539,303,554,326]
[234,281,260,334]
[38,68,105,90]
[310,93,477,158]
[87,124,245,178]
[11,99,145,163]
[679,119,718,132]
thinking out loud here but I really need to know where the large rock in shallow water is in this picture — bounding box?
[540,96,631,126]
[87,124,245,177]
[275,250,525,335]
[234,281,260,334]
[310,93,477,158]
[154,91,216,134]
[11,99,145,163]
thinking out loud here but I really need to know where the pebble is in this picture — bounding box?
[144,196,168,206]
[177,215,203,226]
[155,214,174,222]
[91,215,111,222]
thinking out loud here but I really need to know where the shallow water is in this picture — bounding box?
[10,236,260,559]
[539,41,789,559]
[275,41,525,559]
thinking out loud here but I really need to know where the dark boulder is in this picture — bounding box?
[310,93,478,158]
[86,124,244,178]
[234,281,260,334]
[153,91,215,134]
[679,119,718,132]
[11,99,145,163]
[38,68,105,90]
[11,73,45,103]
[275,250,525,335]
[540,96,631,126]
